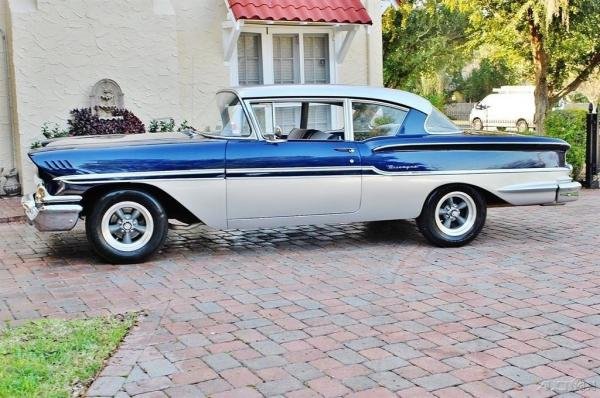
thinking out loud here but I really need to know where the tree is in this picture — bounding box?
[452,58,519,102]
[444,0,600,133]
[577,71,600,109]
[382,1,469,100]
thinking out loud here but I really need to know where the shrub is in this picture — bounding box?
[544,110,587,180]
[68,107,145,136]
[148,119,195,133]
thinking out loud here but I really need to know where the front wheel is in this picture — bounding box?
[471,118,483,131]
[86,190,168,264]
[417,185,486,247]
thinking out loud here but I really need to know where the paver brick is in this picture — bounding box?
[3,191,600,397]
[87,376,126,396]
[203,353,241,372]
[414,373,462,391]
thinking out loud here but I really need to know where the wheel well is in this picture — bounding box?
[81,183,201,224]
[425,183,508,208]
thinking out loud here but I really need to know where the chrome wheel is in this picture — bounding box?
[434,192,477,237]
[101,201,154,252]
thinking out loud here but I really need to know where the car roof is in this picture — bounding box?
[225,85,434,115]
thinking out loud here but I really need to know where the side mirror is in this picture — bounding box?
[475,103,485,110]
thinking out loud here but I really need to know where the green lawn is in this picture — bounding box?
[0,314,136,398]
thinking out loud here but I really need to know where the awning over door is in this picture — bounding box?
[227,0,373,25]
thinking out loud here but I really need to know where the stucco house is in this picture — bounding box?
[0,0,396,193]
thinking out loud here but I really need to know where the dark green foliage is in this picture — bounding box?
[452,59,519,102]
[382,2,469,95]
[544,110,587,179]
[68,107,145,136]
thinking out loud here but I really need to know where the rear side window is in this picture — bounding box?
[352,102,408,141]
[425,108,461,134]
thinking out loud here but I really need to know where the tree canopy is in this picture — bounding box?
[383,0,600,132]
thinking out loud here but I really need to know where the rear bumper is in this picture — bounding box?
[497,178,581,206]
[21,186,82,231]
[556,181,581,203]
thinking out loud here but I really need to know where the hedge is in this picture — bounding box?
[544,110,587,180]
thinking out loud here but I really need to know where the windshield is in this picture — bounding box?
[425,107,461,134]
[198,92,253,138]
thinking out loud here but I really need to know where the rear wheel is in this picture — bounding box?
[86,190,168,263]
[516,119,529,133]
[417,185,486,247]
[471,118,483,130]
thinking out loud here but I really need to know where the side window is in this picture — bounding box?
[251,100,345,140]
[352,102,408,141]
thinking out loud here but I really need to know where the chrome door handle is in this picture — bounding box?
[334,147,355,153]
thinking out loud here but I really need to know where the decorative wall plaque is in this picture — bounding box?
[90,79,124,119]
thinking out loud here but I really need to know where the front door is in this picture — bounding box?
[226,139,361,220]
[225,99,361,220]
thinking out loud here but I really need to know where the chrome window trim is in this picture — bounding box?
[215,89,260,141]
[423,108,462,135]
[244,96,350,141]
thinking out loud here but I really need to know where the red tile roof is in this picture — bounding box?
[227,0,372,25]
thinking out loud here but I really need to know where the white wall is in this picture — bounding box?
[7,0,180,191]
[0,1,13,174]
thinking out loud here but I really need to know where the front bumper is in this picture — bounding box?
[21,186,83,231]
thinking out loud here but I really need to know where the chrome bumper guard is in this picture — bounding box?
[556,181,581,204]
[21,186,83,231]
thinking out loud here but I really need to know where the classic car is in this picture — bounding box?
[22,85,581,263]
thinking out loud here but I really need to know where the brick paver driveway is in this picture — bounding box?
[1,191,600,397]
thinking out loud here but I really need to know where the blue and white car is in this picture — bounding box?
[22,85,581,263]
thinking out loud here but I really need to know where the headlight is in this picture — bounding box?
[35,184,46,202]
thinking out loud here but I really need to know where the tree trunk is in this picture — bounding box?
[528,7,550,135]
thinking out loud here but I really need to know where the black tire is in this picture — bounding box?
[472,118,483,131]
[85,190,168,264]
[416,185,486,247]
[516,119,529,133]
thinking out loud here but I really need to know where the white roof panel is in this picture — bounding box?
[226,85,434,115]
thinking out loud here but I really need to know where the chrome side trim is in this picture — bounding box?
[363,166,571,176]
[63,177,223,185]
[55,168,226,182]
[232,166,363,173]
[497,182,559,194]
[372,141,569,152]
[54,166,572,183]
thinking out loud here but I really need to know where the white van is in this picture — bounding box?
[469,86,535,132]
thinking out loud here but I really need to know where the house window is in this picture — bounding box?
[237,33,262,86]
[304,34,330,84]
[273,35,300,84]
[235,29,333,86]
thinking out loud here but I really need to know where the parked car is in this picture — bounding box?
[22,85,580,263]
[470,86,535,132]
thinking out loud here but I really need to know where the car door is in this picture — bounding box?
[225,99,362,221]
